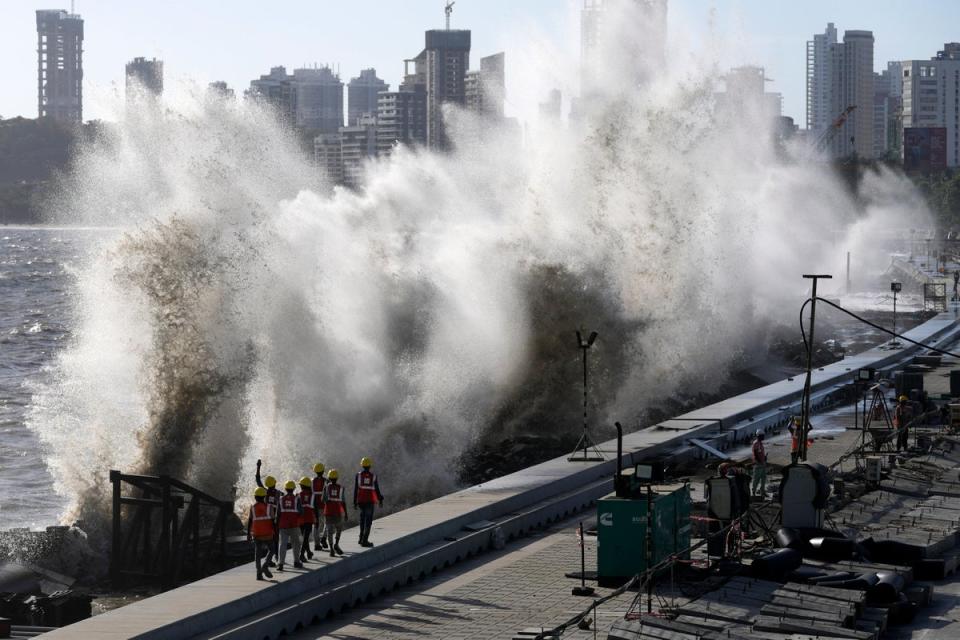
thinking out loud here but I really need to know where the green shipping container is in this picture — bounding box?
[596,483,690,587]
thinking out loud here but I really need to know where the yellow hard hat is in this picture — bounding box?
[899,395,909,402]
[299,476,311,487]
[284,480,296,490]
[254,487,267,498]
[264,475,277,488]
[327,469,339,481]
[360,456,373,468]
[313,462,325,474]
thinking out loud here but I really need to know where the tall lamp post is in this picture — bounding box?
[799,274,832,462]
[569,329,604,462]
[891,281,902,348]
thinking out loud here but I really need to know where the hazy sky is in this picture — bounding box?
[3,1,960,125]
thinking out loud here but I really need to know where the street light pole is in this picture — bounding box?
[569,330,603,462]
[800,274,832,462]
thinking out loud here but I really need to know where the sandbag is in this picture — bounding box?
[816,571,879,591]
[868,571,907,604]
[775,527,806,550]
[751,548,803,581]
[808,536,857,561]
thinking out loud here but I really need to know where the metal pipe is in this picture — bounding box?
[615,421,623,493]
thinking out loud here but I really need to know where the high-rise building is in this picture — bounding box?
[208,81,235,99]
[313,114,378,187]
[293,66,343,132]
[828,30,874,159]
[422,29,471,149]
[900,45,960,168]
[348,69,388,126]
[806,23,837,136]
[376,86,428,155]
[717,66,782,123]
[465,53,506,118]
[341,114,378,186]
[579,0,667,100]
[126,57,163,99]
[539,89,562,121]
[807,24,874,158]
[247,66,297,124]
[873,68,901,159]
[314,133,344,184]
[36,9,83,123]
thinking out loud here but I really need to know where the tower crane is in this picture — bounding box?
[815,105,857,152]
[445,1,455,30]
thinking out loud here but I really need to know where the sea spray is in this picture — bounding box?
[26,2,932,547]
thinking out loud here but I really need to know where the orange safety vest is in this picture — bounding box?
[250,502,275,539]
[356,471,378,504]
[324,483,346,516]
[278,493,300,530]
[265,486,280,509]
[299,488,316,525]
[312,476,325,500]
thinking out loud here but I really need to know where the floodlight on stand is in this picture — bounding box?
[569,328,604,462]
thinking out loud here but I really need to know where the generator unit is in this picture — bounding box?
[596,481,690,587]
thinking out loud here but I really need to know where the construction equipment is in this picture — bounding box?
[445,1,455,30]
[815,105,857,152]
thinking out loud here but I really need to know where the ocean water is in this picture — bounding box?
[0,225,934,533]
[0,227,98,528]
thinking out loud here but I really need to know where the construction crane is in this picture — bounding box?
[445,1,455,30]
[815,105,857,152]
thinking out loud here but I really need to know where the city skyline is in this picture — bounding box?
[3,1,960,125]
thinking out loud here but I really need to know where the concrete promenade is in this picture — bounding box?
[43,310,960,639]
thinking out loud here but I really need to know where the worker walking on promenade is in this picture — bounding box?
[323,469,348,557]
[750,431,767,498]
[312,463,328,550]
[255,459,280,568]
[247,487,275,581]
[895,394,913,452]
[276,480,303,571]
[298,476,317,563]
[354,457,384,547]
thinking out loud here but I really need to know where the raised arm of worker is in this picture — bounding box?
[255,458,265,488]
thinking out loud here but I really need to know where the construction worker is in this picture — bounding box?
[322,469,348,557]
[312,463,328,550]
[254,459,280,568]
[788,416,814,463]
[246,487,275,581]
[354,457,384,547]
[298,476,316,563]
[751,431,767,498]
[276,480,303,571]
[895,395,913,451]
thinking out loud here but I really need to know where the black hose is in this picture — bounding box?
[800,296,960,359]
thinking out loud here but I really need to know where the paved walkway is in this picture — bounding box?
[289,514,635,640]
